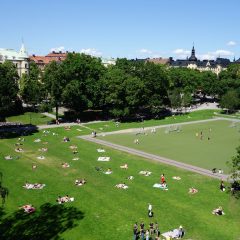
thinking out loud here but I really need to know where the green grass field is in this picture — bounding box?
[0,122,240,239]
[100,120,240,172]
[6,112,52,125]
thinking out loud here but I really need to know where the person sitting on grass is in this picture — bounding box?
[212,206,224,215]
[20,204,35,214]
[63,136,70,142]
[120,163,128,169]
[127,176,134,180]
[4,155,13,160]
[75,179,86,186]
[189,187,198,194]
[212,168,217,174]
[62,162,70,168]
[134,139,139,144]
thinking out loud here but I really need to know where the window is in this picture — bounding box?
[25,63,28,68]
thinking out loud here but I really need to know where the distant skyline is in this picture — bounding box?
[1,0,240,60]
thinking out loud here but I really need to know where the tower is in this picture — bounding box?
[189,45,197,61]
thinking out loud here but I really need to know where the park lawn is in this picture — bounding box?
[6,112,52,125]
[85,109,220,133]
[100,120,240,172]
[0,125,240,239]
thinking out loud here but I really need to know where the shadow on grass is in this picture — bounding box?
[0,203,84,240]
[0,124,39,139]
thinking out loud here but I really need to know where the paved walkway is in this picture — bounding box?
[79,135,229,181]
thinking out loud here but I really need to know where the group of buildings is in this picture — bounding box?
[0,43,240,77]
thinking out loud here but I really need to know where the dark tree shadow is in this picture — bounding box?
[0,124,38,139]
[0,203,84,240]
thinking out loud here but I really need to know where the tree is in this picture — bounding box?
[220,90,239,113]
[43,61,65,121]
[0,61,19,120]
[61,53,105,112]
[227,146,240,198]
[20,62,43,108]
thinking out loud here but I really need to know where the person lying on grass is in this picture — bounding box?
[20,204,35,213]
[57,195,74,204]
[69,145,78,150]
[4,155,13,160]
[104,168,113,174]
[23,183,45,189]
[139,171,152,176]
[62,162,70,168]
[127,176,134,180]
[188,187,198,194]
[115,183,128,189]
[38,147,48,152]
[120,163,128,169]
[212,206,224,215]
[75,179,87,186]
[15,147,24,152]
[63,136,70,142]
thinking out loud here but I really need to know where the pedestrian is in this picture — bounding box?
[161,174,165,184]
[133,222,138,240]
[149,222,154,235]
[145,229,150,240]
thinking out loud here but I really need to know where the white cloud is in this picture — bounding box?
[138,48,153,54]
[197,50,234,60]
[80,48,102,57]
[227,41,236,46]
[50,46,65,52]
[172,49,191,59]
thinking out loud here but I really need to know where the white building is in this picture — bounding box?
[101,57,116,67]
[0,43,29,77]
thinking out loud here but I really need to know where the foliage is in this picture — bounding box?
[0,61,19,119]
[220,90,239,112]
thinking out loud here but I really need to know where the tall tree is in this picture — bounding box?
[20,62,43,108]
[43,61,64,121]
[220,90,239,113]
[0,61,19,120]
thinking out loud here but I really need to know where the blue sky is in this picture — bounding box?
[1,0,240,60]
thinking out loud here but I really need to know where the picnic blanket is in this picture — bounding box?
[172,176,181,180]
[37,156,45,160]
[104,171,112,175]
[98,157,110,162]
[153,183,168,190]
[162,229,180,238]
[72,157,79,161]
[115,184,128,189]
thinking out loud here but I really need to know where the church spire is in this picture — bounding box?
[189,44,197,61]
[19,40,28,57]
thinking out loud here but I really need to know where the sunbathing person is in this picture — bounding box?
[189,187,198,194]
[75,179,87,186]
[72,150,78,154]
[212,206,224,215]
[5,155,13,160]
[139,170,152,176]
[63,136,70,142]
[20,204,35,213]
[69,145,78,150]
[57,195,74,204]
[127,176,134,180]
[34,138,41,143]
[105,168,113,174]
[62,162,70,168]
[64,126,71,131]
[15,147,23,152]
[23,182,45,189]
[38,147,48,152]
[115,183,128,189]
[120,163,128,169]
[32,164,37,170]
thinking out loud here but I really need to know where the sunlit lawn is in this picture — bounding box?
[0,123,239,239]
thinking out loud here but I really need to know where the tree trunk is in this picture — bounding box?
[55,104,59,122]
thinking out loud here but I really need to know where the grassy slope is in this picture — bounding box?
[6,112,52,125]
[101,120,240,172]
[0,125,239,240]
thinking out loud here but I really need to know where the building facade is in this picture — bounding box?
[169,46,231,75]
[0,43,29,77]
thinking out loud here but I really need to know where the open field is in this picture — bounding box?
[0,124,240,239]
[100,120,240,173]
